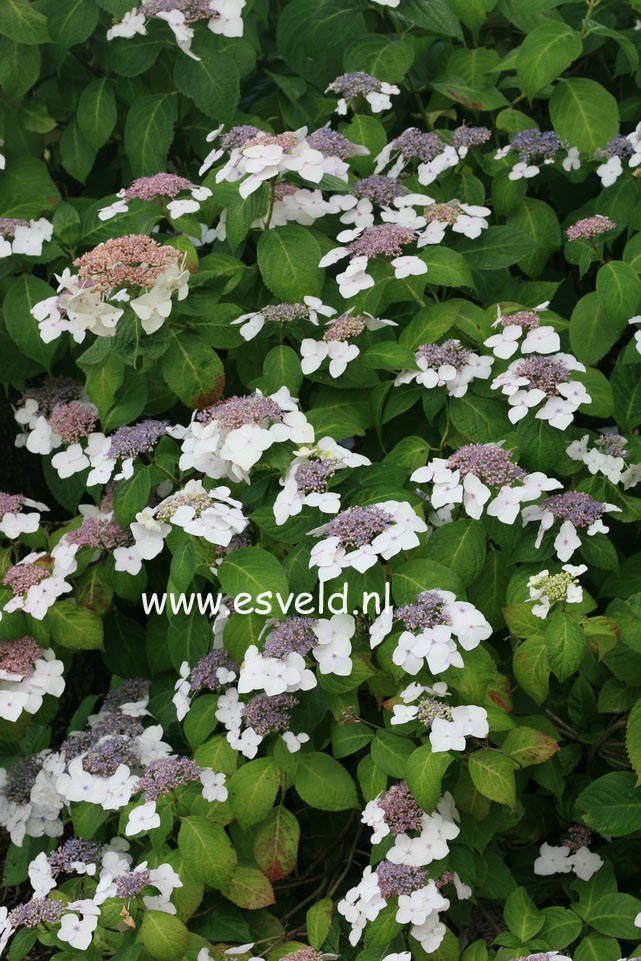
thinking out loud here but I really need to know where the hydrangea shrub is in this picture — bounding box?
[2,2,641,961]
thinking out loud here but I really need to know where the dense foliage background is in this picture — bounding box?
[2,1,641,961]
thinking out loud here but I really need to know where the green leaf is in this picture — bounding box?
[405,743,453,812]
[162,330,224,409]
[370,731,415,778]
[424,519,487,586]
[224,866,276,909]
[398,0,463,39]
[49,601,104,651]
[457,226,537,269]
[59,121,96,183]
[307,898,333,949]
[516,23,582,100]
[0,0,49,43]
[263,345,303,395]
[228,758,280,829]
[343,35,414,82]
[140,911,189,961]
[504,886,544,940]
[77,77,117,151]
[3,274,58,370]
[294,752,359,811]
[545,608,587,681]
[167,610,211,670]
[502,726,559,767]
[596,260,641,325]
[512,637,550,704]
[174,39,239,122]
[626,699,641,784]
[257,225,324,301]
[612,363,641,431]
[449,394,509,444]
[550,78,619,153]
[538,906,583,950]
[468,749,518,807]
[112,468,151,527]
[576,772,641,836]
[277,0,367,86]
[47,0,98,51]
[178,816,237,888]
[0,158,60,218]
[420,246,475,288]
[569,292,620,366]
[218,547,289,604]
[393,559,465,604]
[124,94,177,178]
[589,893,641,938]
[253,806,300,881]
[332,721,374,759]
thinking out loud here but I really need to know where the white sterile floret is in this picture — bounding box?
[491,352,590,429]
[534,840,603,881]
[309,501,427,582]
[412,442,562,526]
[178,388,314,484]
[566,432,628,484]
[527,564,587,618]
[232,296,335,341]
[395,339,492,398]
[522,491,620,562]
[0,642,65,723]
[237,646,316,696]
[0,218,53,259]
[375,589,491,676]
[484,302,559,360]
[311,613,355,676]
[273,437,371,525]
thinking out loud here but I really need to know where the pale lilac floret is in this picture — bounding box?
[396,591,450,631]
[447,444,526,486]
[243,692,298,735]
[123,172,193,200]
[260,303,310,323]
[4,755,44,804]
[115,868,151,898]
[352,175,403,205]
[539,491,606,528]
[451,126,491,151]
[349,224,416,259]
[327,72,383,99]
[295,460,339,493]
[390,128,444,163]
[323,315,366,341]
[513,356,571,394]
[378,782,423,834]
[324,505,394,548]
[197,393,283,428]
[263,618,317,658]
[3,562,50,596]
[48,838,100,875]
[0,636,43,676]
[511,129,564,162]
[190,650,239,691]
[108,420,169,459]
[417,341,470,371]
[137,757,201,800]
[307,129,361,159]
[565,215,616,241]
[48,402,97,444]
[83,736,138,776]
[9,898,66,928]
[376,861,428,898]
[66,515,129,550]
[499,309,541,331]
